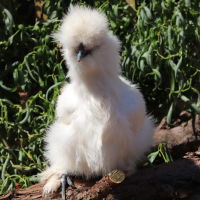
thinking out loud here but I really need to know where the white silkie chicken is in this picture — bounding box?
[40,5,153,198]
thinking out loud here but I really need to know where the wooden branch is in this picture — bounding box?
[66,170,125,200]
[154,114,200,152]
[111,153,200,200]
[1,154,200,200]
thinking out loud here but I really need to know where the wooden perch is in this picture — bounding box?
[1,153,200,200]
[65,170,125,200]
[154,114,200,156]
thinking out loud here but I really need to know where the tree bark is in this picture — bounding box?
[154,114,200,158]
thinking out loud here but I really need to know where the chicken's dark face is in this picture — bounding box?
[75,43,91,62]
[75,42,102,63]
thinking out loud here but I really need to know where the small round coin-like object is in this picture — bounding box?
[108,170,125,184]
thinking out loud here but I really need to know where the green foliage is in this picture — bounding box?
[0,0,199,193]
[121,0,200,123]
[0,0,67,193]
[147,143,173,165]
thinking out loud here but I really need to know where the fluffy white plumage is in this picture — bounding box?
[40,5,154,194]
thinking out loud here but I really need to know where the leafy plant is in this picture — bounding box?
[122,0,200,124]
[147,143,173,165]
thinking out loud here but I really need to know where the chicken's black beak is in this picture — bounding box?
[76,43,90,62]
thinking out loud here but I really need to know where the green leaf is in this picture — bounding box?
[167,25,173,51]
[147,151,159,164]
[167,101,175,124]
